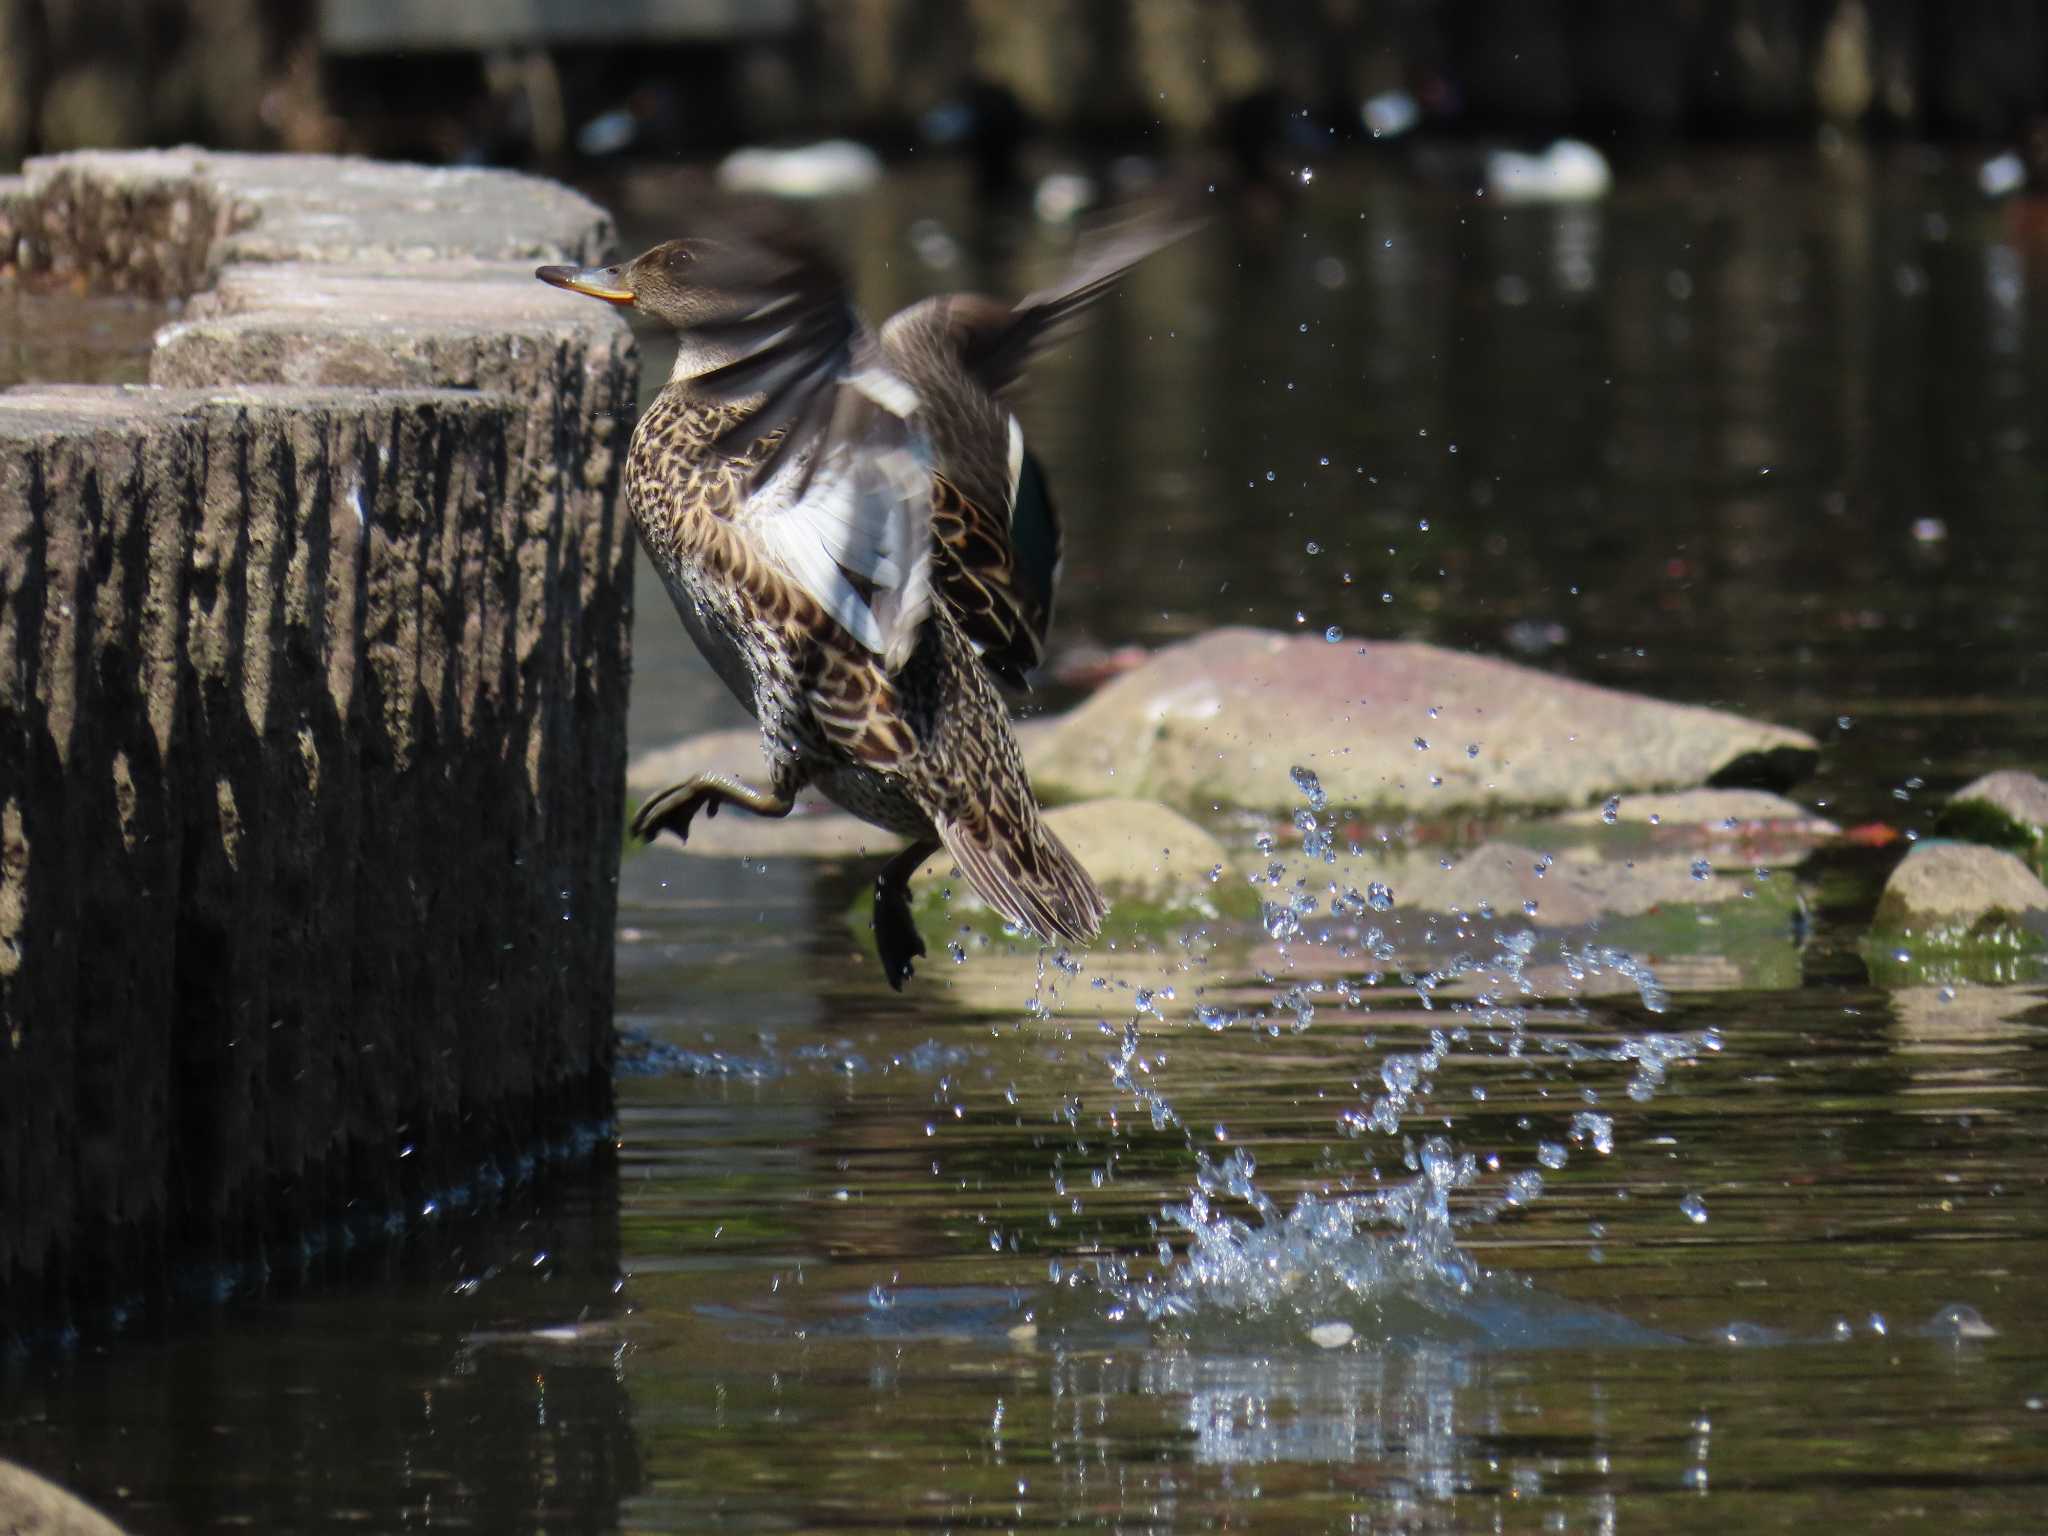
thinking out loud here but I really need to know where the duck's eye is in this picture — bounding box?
[665,246,693,275]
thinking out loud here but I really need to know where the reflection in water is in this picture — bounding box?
[0,286,166,388]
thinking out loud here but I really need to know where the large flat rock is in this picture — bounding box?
[1024,628,1818,816]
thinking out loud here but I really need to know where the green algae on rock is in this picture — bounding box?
[1863,841,2048,987]
[1935,769,2048,880]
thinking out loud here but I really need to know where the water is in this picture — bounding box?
[6,148,2048,1529]
[0,285,166,388]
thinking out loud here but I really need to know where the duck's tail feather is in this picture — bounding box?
[934,803,1107,948]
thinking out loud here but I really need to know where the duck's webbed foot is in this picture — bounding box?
[631,772,796,845]
[873,837,941,991]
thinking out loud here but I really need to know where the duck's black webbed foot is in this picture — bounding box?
[632,773,794,845]
[873,837,942,991]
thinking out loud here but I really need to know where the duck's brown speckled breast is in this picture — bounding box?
[624,387,935,839]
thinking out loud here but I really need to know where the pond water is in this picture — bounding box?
[0,285,166,389]
[5,148,2047,1531]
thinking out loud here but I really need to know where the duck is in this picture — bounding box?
[538,207,1186,987]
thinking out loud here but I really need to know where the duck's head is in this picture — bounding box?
[536,240,743,330]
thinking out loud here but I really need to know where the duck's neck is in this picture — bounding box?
[667,333,752,385]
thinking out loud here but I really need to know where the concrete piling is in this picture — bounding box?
[0,151,636,1330]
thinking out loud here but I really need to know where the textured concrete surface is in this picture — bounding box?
[0,148,614,296]
[0,152,635,1330]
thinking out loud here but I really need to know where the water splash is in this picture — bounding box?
[1052,764,1713,1338]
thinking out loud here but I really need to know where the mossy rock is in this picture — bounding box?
[1935,770,2048,880]
[1862,840,2048,985]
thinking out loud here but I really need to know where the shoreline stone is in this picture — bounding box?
[0,151,634,1333]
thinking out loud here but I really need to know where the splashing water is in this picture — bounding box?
[1040,763,1714,1338]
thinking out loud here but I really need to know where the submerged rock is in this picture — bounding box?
[1024,628,1817,817]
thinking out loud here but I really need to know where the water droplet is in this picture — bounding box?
[1601,795,1621,824]
[868,1284,894,1309]
[1413,736,1429,751]
[1928,1302,1996,1340]
[1289,765,1327,811]
[1689,858,1713,882]
[1678,1191,1709,1224]
[1365,881,1394,912]
[1324,625,1343,643]
[1536,1141,1567,1170]
[1305,539,1321,554]
[1502,1169,1544,1207]
[1569,1110,1614,1154]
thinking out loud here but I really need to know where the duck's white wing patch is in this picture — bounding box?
[742,371,935,671]
[1005,413,1025,516]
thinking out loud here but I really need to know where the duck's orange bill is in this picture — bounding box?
[535,264,635,303]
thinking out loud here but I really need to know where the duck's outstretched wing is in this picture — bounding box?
[952,207,1201,396]
[682,211,936,671]
[913,209,1199,686]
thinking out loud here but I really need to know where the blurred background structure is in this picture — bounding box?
[0,1,2046,172]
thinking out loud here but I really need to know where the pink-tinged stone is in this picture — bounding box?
[1025,627,1817,816]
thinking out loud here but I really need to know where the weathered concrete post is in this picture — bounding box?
[0,151,636,1329]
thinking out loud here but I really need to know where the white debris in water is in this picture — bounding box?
[1307,1321,1355,1349]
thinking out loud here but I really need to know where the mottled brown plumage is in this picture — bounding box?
[538,207,1187,986]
